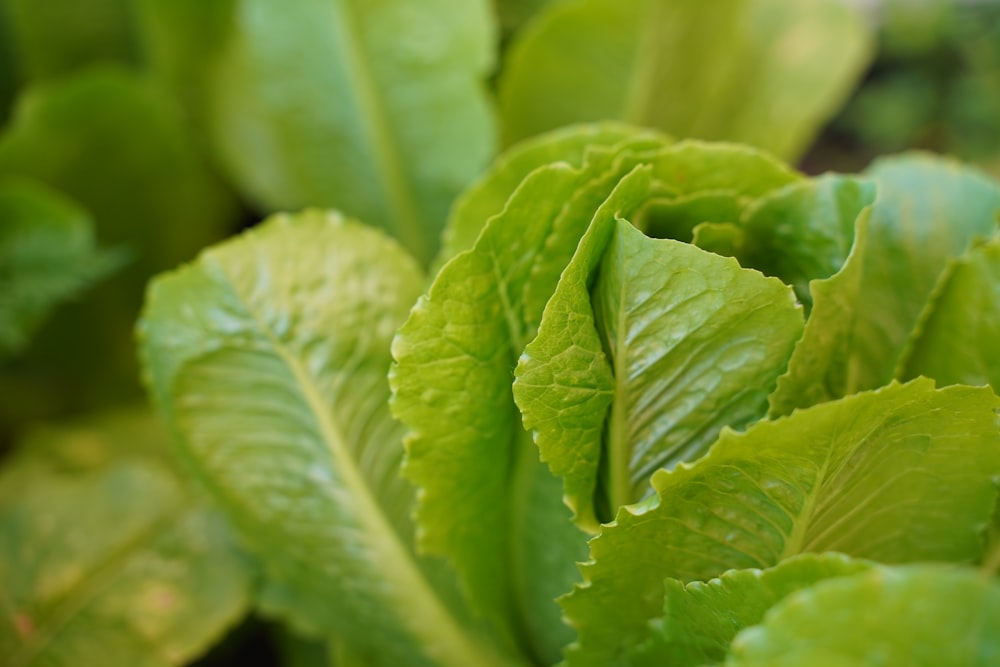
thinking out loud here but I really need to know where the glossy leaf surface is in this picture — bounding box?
[141,211,519,667]
[562,380,1000,666]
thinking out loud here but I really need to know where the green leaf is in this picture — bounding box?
[727,565,1000,666]
[515,219,804,529]
[636,553,873,667]
[848,154,1000,393]
[438,122,663,268]
[0,0,138,82]
[0,67,236,278]
[207,0,497,265]
[561,380,1000,666]
[768,210,872,417]
[0,461,254,667]
[135,0,236,127]
[0,178,123,361]
[498,0,872,159]
[0,66,238,415]
[140,211,519,667]
[900,235,1000,390]
[735,174,876,308]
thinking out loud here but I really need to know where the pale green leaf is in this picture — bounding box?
[562,380,1000,666]
[498,0,872,159]
[140,211,519,667]
[0,178,122,360]
[438,122,664,268]
[0,462,254,667]
[515,219,803,529]
[848,154,1000,392]
[900,235,1000,390]
[636,553,872,667]
[727,565,1000,666]
[207,0,496,265]
[391,148,654,660]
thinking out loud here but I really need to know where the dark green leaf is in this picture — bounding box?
[0,178,122,361]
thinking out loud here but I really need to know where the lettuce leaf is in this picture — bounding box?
[140,211,520,667]
[728,565,1000,666]
[498,0,872,160]
[562,380,1000,666]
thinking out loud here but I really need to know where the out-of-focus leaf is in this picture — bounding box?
[498,0,873,160]
[561,380,1000,666]
[635,553,873,667]
[0,67,237,280]
[0,7,19,124]
[845,154,1000,392]
[135,0,236,129]
[0,66,239,419]
[0,0,138,82]
[727,565,1000,666]
[207,0,496,265]
[0,178,123,361]
[0,464,254,667]
[0,409,255,667]
[0,407,173,495]
[140,211,522,667]
[515,219,803,529]
[900,235,1000,390]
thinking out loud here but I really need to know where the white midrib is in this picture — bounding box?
[328,0,430,263]
[272,342,518,667]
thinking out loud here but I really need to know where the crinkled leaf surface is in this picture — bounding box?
[635,553,872,667]
[208,0,496,264]
[515,219,803,529]
[140,211,518,667]
[391,146,653,662]
[498,0,872,159]
[901,235,1000,390]
[438,122,660,268]
[727,565,1000,666]
[0,178,122,360]
[562,380,1000,666]
[0,460,253,667]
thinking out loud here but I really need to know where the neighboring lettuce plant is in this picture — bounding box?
[125,124,1000,667]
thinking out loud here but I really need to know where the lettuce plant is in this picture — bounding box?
[130,124,1000,666]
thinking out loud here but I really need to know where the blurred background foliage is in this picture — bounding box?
[0,0,998,665]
